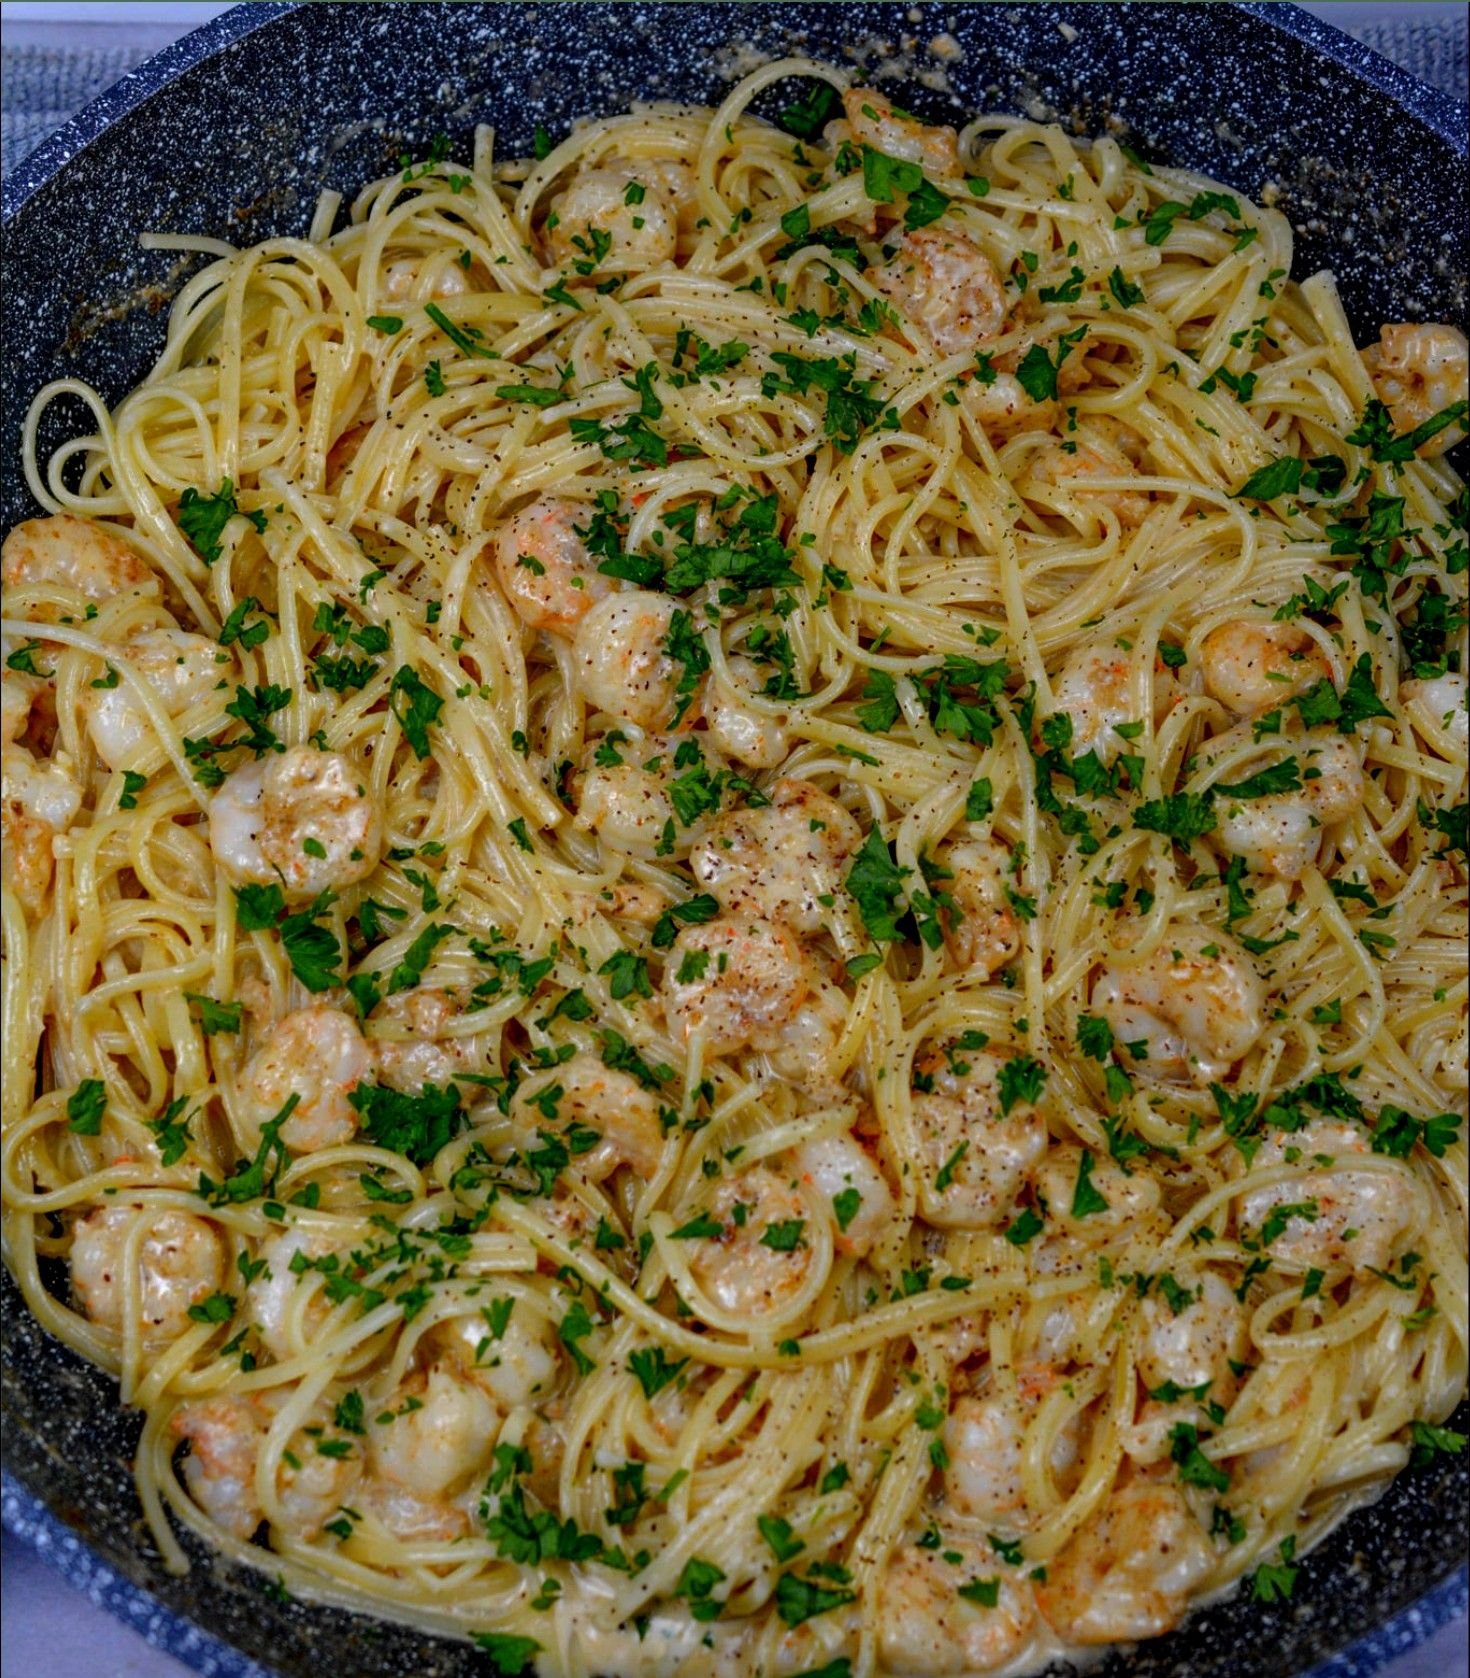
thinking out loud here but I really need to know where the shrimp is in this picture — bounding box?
[82,627,222,769]
[431,1301,561,1409]
[573,590,688,731]
[246,1227,337,1360]
[963,370,1056,440]
[1030,1143,1162,1241]
[705,656,791,769]
[793,1130,894,1258]
[491,496,613,637]
[567,879,668,927]
[238,1006,372,1154]
[1137,1270,1246,1394]
[574,734,727,861]
[1124,1272,1247,1464]
[1402,671,1468,759]
[943,1380,1080,1527]
[765,974,849,1090]
[1237,1118,1418,1274]
[362,1363,501,1539]
[870,226,1009,359]
[71,1202,224,1343]
[663,913,811,1056]
[839,87,960,178]
[910,1047,1050,1228]
[690,778,861,933]
[209,745,383,902]
[684,1166,816,1316]
[1200,620,1333,717]
[575,761,682,861]
[1036,1479,1214,1643]
[171,1394,360,1541]
[1050,641,1140,764]
[1361,323,1468,457]
[2,710,81,919]
[380,254,479,301]
[1,513,154,618]
[935,838,1022,978]
[511,1051,665,1182]
[1216,731,1364,880]
[544,163,684,273]
[1091,926,1265,1083]
[877,1538,1036,1676]
[1027,419,1152,529]
[170,1395,265,1540]
[368,988,492,1093]
[1,635,51,751]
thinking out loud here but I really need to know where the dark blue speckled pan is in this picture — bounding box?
[2,5,1466,1675]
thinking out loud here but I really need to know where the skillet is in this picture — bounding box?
[2,6,1466,1675]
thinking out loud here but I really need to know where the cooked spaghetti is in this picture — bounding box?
[3,57,1467,1678]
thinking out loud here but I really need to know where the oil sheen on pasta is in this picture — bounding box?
[2,56,1467,1678]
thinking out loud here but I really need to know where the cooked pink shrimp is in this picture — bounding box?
[368,988,493,1093]
[1200,621,1333,716]
[492,496,613,637]
[2,690,80,919]
[380,254,481,301]
[963,370,1056,439]
[1361,323,1468,457]
[764,973,850,1090]
[1030,1143,1162,1241]
[573,590,689,731]
[544,163,687,272]
[1091,926,1264,1083]
[935,837,1022,978]
[430,1303,561,1410]
[573,733,728,860]
[511,1051,665,1181]
[1026,419,1152,528]
[685,1166,817,1316]
[82,626,222,768]
[1124,1271,1248,1463]
[1036,1478,1214,1643]
[840,87,960,177]
[1402,671,1468,759]
[910,1047,1049,1228]
[1137,1270,1246,1394]
[245,1227,339,1360]
[690,778,862,934]
[1,513,153,617]
[71,1202,224,1343]
[360,1363,501,1540]
[870,226,1008,359]
[1237,1118,1418,1274]
[238,1006,372,1154]
[1049,640,1138,765]
[878,1537,1036,1675]
[793,1130,895,1258]
[705,655,791,769]
[171,1393,359,1541]
[1215,732,1365,880]
[664,913,812,1056]
[942,1379,1080,1527]
[170,1396,266,1540]
[209,746,383,902]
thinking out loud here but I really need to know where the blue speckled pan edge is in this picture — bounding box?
[4,1474,279,1678]
[1,0,295,223]
[1241,1,1467,145]
[1,5,1466,1677]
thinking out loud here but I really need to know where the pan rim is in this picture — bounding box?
[1,6,1465,1677]
[1,0,1464,229]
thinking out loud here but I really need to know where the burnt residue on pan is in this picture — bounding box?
[2,6,1466,1677]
